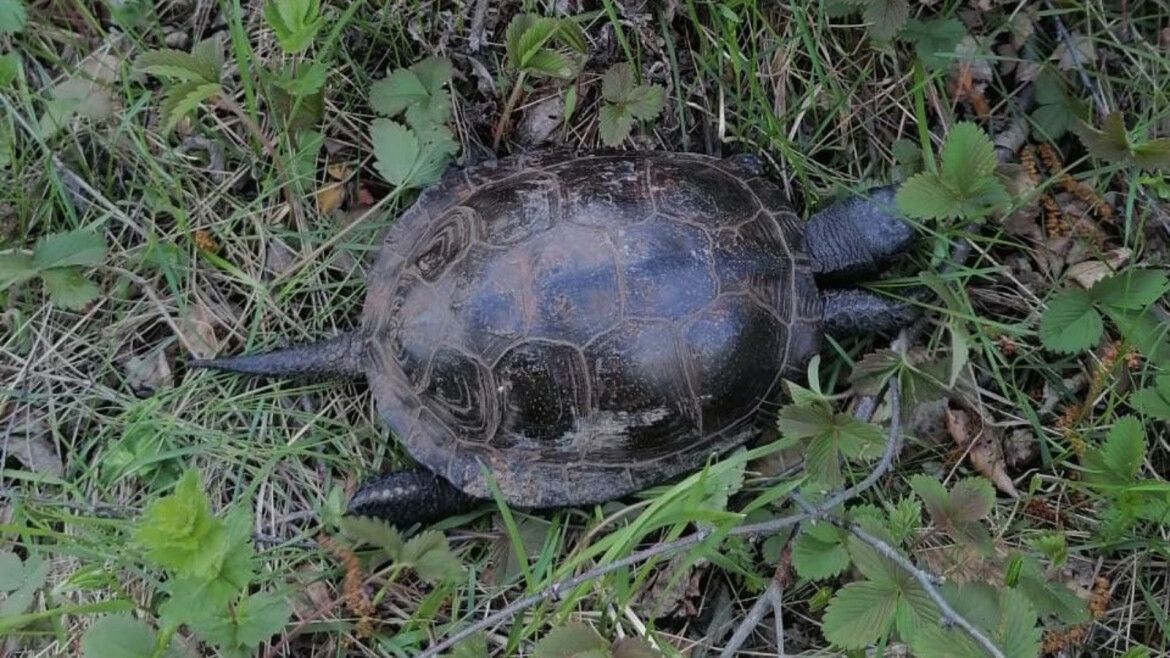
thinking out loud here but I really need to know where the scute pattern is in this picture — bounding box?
[362,152,822,507]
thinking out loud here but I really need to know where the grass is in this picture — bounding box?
[2,0,1170,656]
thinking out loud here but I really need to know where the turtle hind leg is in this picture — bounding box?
[822,288,921,338]
[346,468,481,528]
[806,184,918,283]
[190,332,363,380]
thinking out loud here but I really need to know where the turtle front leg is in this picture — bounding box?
[805,185,917,283]
[347,468,481,527]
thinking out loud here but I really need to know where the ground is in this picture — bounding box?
[1,1,1169,657]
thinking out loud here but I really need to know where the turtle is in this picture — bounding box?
[193,150,920,527]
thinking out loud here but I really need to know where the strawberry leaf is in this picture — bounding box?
[1073,111,1131,164]
[533,622,610,658]
[40,267,99,310]
[1131,375,1170,421]
[793,522,851,580]
[1039,288,1104,354]
[822,581,899,649]
[32,228,106,270]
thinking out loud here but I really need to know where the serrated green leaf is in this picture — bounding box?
[1027,532,1068,567]
[949,478,996,524]
[910,584,1041,658]
[507,14,559,67]
[0,553,45,617]
[598,104,633,147]
[626,85,664,121]
[411,123,459,187]
[1031,103,1077,140]
[0,52,20,86]
[159,81,222,133]
[524,49,576,79]
[341,515,404,557]
[896,172,960,219]
[134,49,208,83]
[41,267,99,310]
[886,496,922,545]
[776,402,831,439]
[134,470,217,574]
[0,0,27,34]
[1083,415,1145,485]
[505,14,537,62]
[411,57,453,95]
[1039,288,1103,354]
[370,68,429,117]
[1132,138,1170,170]
[822,580,899,649]
[32,229,107,269]
[1074,111,1131,164]
[533,622,610,658]
[942,122,998,186]
[404,88,451,129]
[1131,374,1170,421]
[862,0,909,41]
[1014,555,1091,625]
[80,614,178,658]
[371,118,420,188]
[443,632,489,658]
[0,252,36,290]
[234,591,291,646]
[602,63,635,103]
[188,36,224,84]
[0,552,23,591]
[910,475,993,550]
[901,18,965,69]
[1101,305,1170,365]
[401,530,464,584]
[265,0,323,53]
[272,60,327,97]
[556,20,588,54]
[792,523,851,580]
[1090,269,1169,310]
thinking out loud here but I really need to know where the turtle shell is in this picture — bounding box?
[359,151,823,507]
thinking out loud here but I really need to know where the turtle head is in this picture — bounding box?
[805,185,922,337]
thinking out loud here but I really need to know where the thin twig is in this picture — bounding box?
[768,577,785,656]
[214,96,307,232]
[1041,1,1109,116]
[719,540,792,658]
[418,387,903,658]
[719,577,782,658]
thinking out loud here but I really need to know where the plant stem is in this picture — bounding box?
[492,71,527,150]
[214,95,306,231]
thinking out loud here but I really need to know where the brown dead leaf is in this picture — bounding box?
[945,404,1019,497]
[632,552,705,619]
[518,93,565,146]
[288,565,334,621]
[1053,34,1096,71]
[315,182,345,215]
[5,417,64,478]
[1067,248,1133,290]
[178,302,219,359]
[1004,429,1037,468]
[125,349,173,397]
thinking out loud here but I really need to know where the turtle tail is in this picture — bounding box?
[190,332,364,380]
